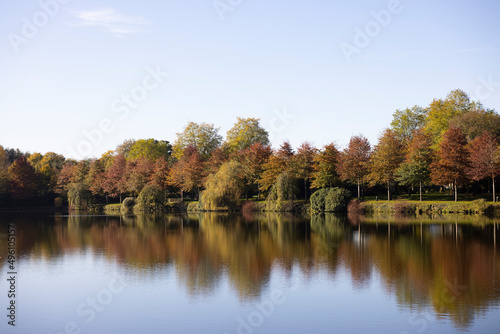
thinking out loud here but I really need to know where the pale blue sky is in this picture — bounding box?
[1,0,499,159]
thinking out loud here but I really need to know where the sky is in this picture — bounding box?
[1,0,499,159]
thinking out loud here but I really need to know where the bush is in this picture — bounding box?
[134,185,164,213]
[310,187,352,212]
[121,197,135,213]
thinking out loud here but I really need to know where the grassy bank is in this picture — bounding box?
[360,199,500,216]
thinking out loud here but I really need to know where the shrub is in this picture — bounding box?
[135,185,164,213]
[122,197,136,213]
[266,172,297,211]
[202,161,245,211]
[310,187,352,212]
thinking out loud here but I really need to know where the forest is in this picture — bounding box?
[1,89,500,210]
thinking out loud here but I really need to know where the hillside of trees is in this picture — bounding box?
[1,89,500,209]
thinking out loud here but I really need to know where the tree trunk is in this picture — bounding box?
[419,181,422,202]
[304,179,307,200]
[181,190,184,202]
[257,181,260,201]
[493,176,496,202]
[357,178,360,199]
[387,180,390,201]
[454,180,458,202]
[120,193,122,203]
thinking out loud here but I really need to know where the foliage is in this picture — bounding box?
[292,142,317,198]
[135,185,164,212]
[266,172,297,210]
[339,135,371,198]
[260,141,295,192]
[396,129,433,191]
[0,146,11,196]
[172,122,222,159]
[390,105,427,145]
[68,182,92,210]
[201,161,245,210]
[449,108,500,141]
[115,139,136,158]
[103,154,127,199]
[124,157,154,196]
[369,129,404,199]
[430,127,469,201]
[225,117,269,153]
[311,143,340,189]
[237,143,271,199]
[168,146,205,198]
[128,138,172,162]
[468,132,500,201]
[8,156,37,201]
[310,187,352,212]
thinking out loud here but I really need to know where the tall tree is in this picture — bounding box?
[449,108,500,141]
[168,146,205,200]
[86,158,108,202]
[430,127,469,202]
[390,105,427,146]
[103,154,127,202]
[395,129,433,201]
[425,89,473,146]
[468,132,500,201]
[260,141,295,192]
[238,143,271,200]
[124,157,155,196]
[338,135,371,199]
[8,156,38,201]
[369,129,404,201]
[116,139,136,158]
[292,142,317,199]
[150,157,171,198]
[172,122,222,159]
[311,143,340,189]
[225,117,270,153]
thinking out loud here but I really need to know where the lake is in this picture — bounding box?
[0,212,499,334]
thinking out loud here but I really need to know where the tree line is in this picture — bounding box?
[1,89,500,209]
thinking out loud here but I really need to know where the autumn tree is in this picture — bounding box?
[201,161,245,210]
[449,108,500,141]
[390,105,427,146]
[8,156,38,201]
[86,158,109,202]
[237,143,271,200]
[150,157,171,199]
[425,89,473,146]
[103,154,127,202]
[292,142,317,199]
[0,146,11,197]
[430,127,469,202]
[168,146,205,200]
[124,157,155,196]
[116,139,136,158]
[311,143,340,190]
[468,132,500,201]
[127,139,172,162]
[205,147,228,176]
[369,129,404,201]
[225,117,269,153]
[338,135,371,199]
[172,122,222,159]
[260,141,295,192]
[395,129,433,201]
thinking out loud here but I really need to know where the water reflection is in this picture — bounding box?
[0,212,499,330]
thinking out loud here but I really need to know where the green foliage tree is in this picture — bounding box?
[115,139,136,158]
[425,89,474,146]
[201,161,245,210]
[369,129,404,201]
[390,105,427,146]
[173,122,222,159]
[135,184,164,212]
[225,117,269,153]
[128,139,172,162]
[430,127,469,202]
[266,172,297,210]
[68,182,92,210]
[396,129,433,201]
[311,143,340,189]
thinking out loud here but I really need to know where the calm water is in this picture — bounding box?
[0,212,499,334]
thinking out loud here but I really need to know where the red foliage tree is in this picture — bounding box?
[468,131,500,201]
[103,154,127,202]
[8,156,37,201]
[339,135,371,199]
[430,127,470,201]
